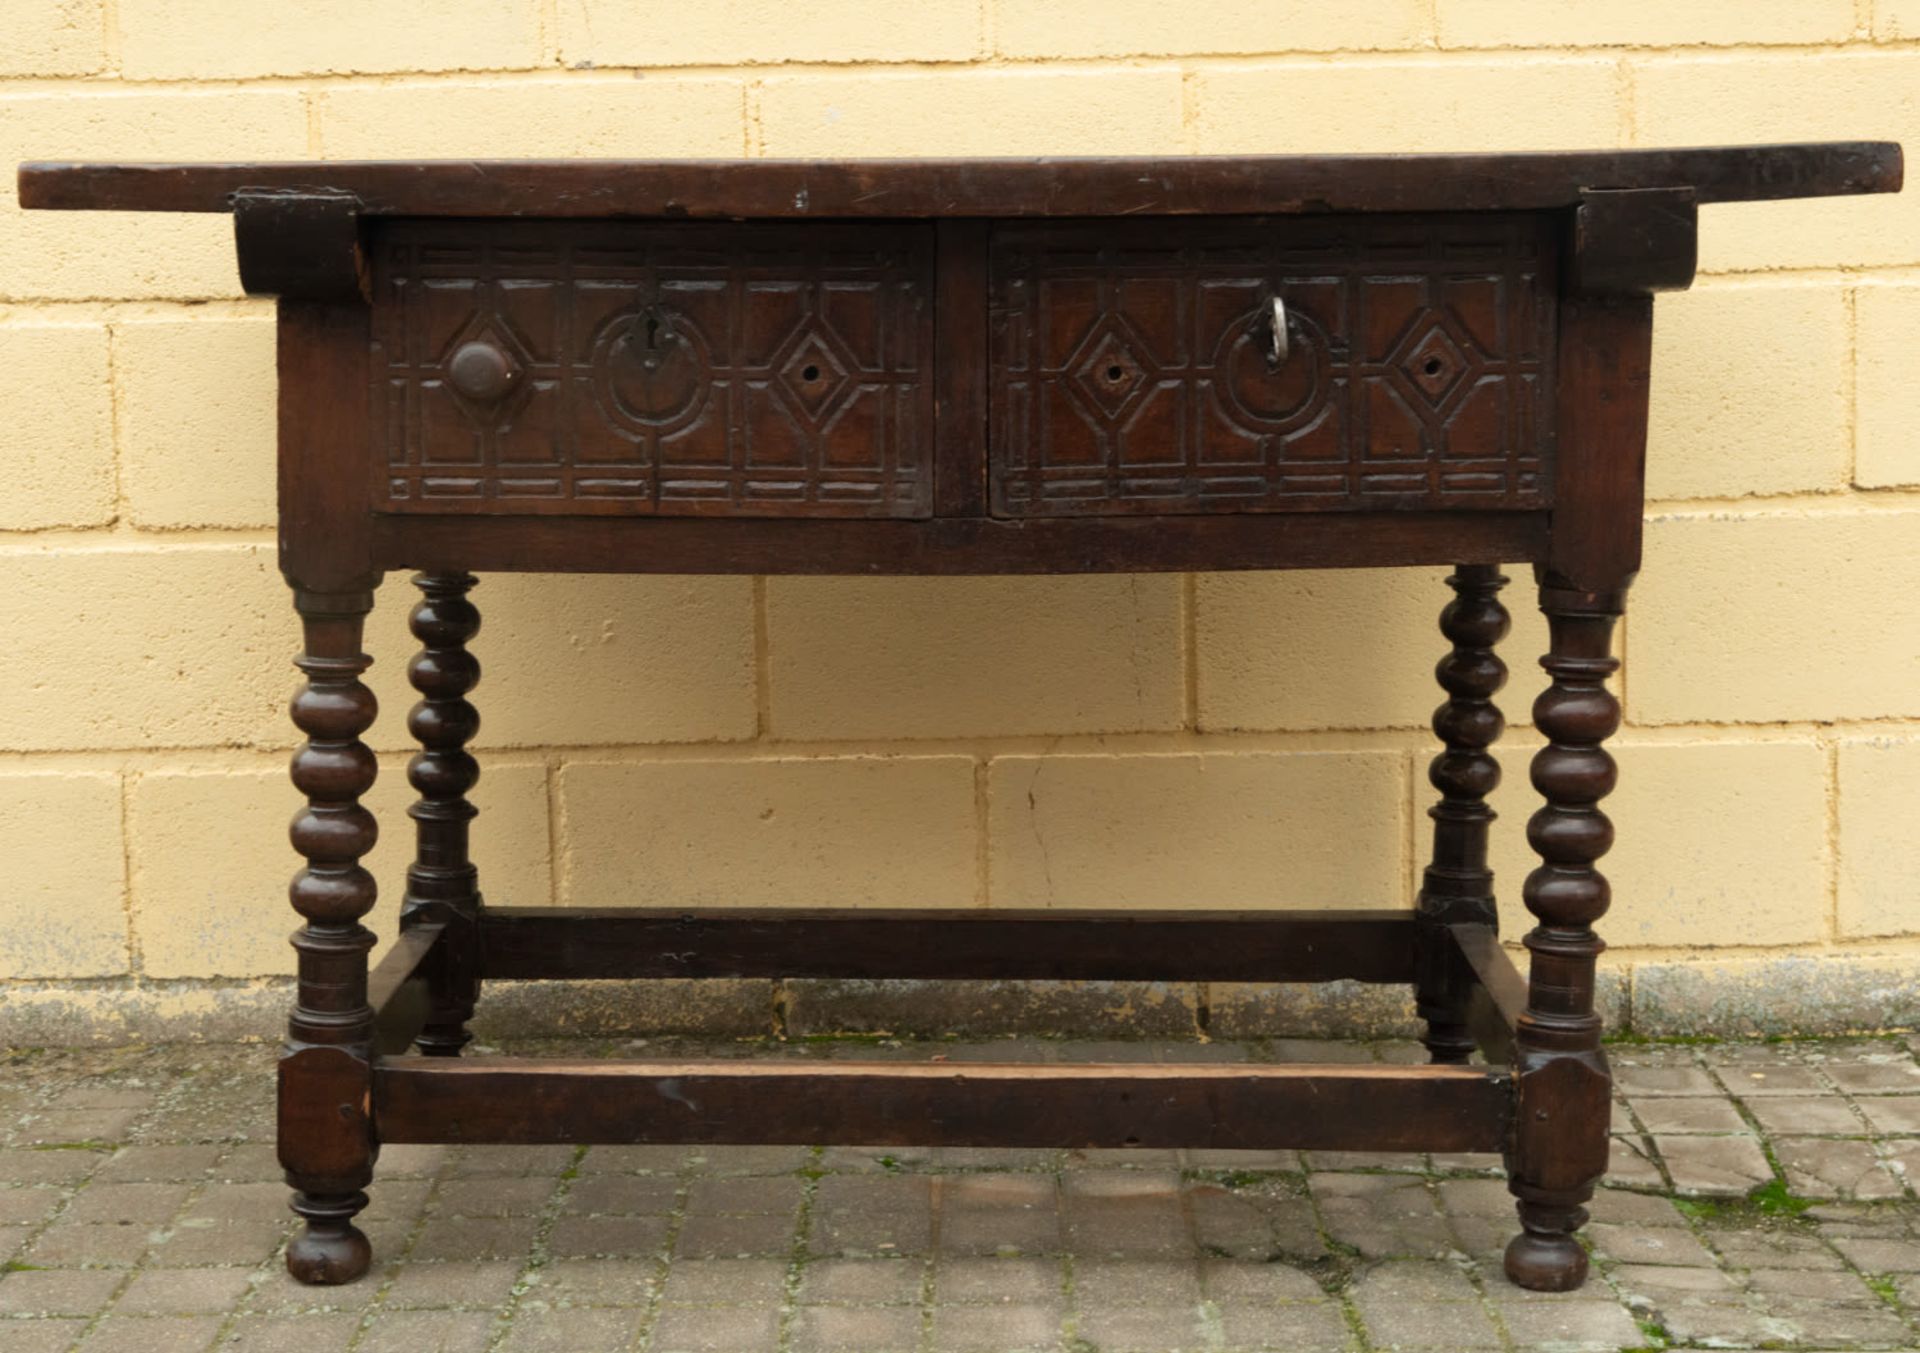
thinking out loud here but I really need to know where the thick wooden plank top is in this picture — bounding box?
[16,142,1901,219]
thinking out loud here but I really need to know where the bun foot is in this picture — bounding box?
[287,1191,372,1285]
[1504,1226,1589,1292]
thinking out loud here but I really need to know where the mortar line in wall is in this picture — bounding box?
[1181,573,1199,730]
[1616,608,1630,726]
[0,299,276,323]
[0,526,278,551]
[0,974,298,996]
[116,764,140,977]
[8,38,1920,91]
[99,0,121,75]
[7,715,1919,771]
[1178,68,1200,155]
[1689,266,1920,285]
[1403,747,1422,907]
[103,321,127,527]
[547,754,574,908]
[972,756,990,908]
[1844,283,1863,488]
[303,87,323,157]
[543,754,564,908]
[1824,740,1843,941]
[537,0,561,68]
[1696,264,1920,284]
[745,79,766,157]
[752,575,772,738]
[1646,488,1920,514]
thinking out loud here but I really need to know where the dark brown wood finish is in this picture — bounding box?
[368,922,443,1056]
[234,190,367,302]
[376,1058,1512,1154]
[933,218,991,516]
[1505,585,1622,1291]
[477,907,1418,983]
[375,508,1548,576]
[273,283,385,1288]
[1492,196,1662,1287]
[18,143,1900,217]
[370,219,936,517]
[1453,922,1527,1065]
[1415,565,1511,1064]
[21,143,1897,1296]
[988,214,1554,516]
[280,589,380,1286]
[401,573,484,1058]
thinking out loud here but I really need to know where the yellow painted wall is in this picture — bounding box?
[1,1,1917,1027]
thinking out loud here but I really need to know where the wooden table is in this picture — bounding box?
[19,144,1902,1294]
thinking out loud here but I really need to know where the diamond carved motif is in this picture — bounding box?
[778,330,854,421]
[1072,323,1148,419]
[1401,323,1470,406]
[375,220,934,517]
[988,214,1554,517]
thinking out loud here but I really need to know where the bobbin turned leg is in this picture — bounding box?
[1503,577,1623,1292]
[403,572,484,1058]
[281,586,381,1285]
[1415,564,1510,1065]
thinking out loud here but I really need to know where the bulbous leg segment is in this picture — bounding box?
[1505,1199,1591,1291]
[1416,564,1510,1066]
[282,587,382,1285]
[1501,576,1622,1293]
[403,572,484,1059]
[286,1190,372,1285]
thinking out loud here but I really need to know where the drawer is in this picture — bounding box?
[988,214,1557,516]
[371,220,934,517]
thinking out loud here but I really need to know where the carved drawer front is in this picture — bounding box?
[988,214,1556,516]
[372,221,934,517]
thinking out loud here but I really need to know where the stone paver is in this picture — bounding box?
[0,1037,1917,1351]
[1656,1133,1776,1197]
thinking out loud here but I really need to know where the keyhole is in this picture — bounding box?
[645,314,662,351]
[802,363,821,383]
[1105,364,1125,383]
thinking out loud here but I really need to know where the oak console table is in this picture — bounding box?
[19,144,1901,1294]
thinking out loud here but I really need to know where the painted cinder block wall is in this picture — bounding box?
[1,0,1918,1042]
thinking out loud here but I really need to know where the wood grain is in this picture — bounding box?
[18,143,1901,217]
[478,906,1418,983]
[376,1057,1513,1153]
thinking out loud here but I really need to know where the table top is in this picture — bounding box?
[16,142,1902,219]
[16,140,1902,589]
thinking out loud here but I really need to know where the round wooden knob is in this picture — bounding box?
[447,340,518,403]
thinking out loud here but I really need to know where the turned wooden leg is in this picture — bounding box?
[281,586,381,1285]
[1415,564,1510,1065]
[402,572,484,1058]
[1504,576,1622,1292]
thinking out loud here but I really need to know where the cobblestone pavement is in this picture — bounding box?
[1,1035,1919,1351]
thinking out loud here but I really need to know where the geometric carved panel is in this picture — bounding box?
[989,214,1556,516]
[371,220,934,517]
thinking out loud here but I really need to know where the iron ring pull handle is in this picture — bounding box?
[1268,295,1290,368]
